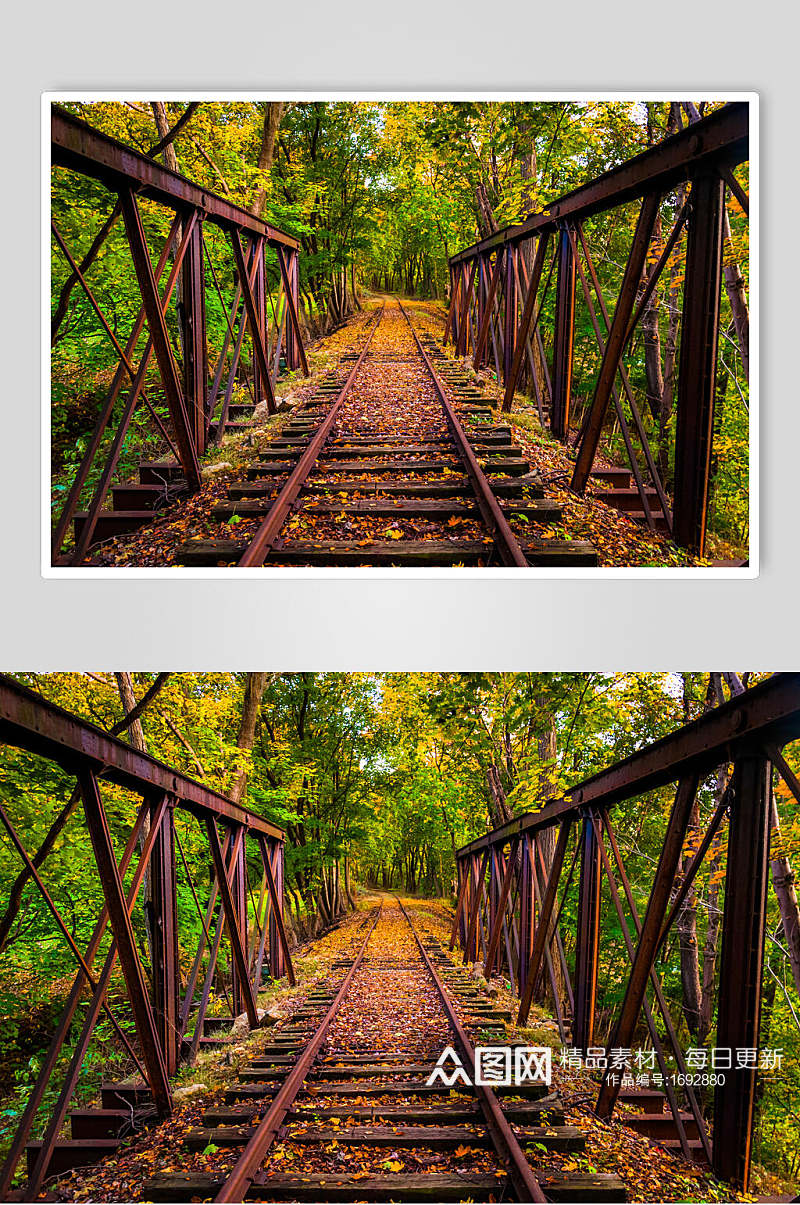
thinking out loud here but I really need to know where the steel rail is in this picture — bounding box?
[397,303,529,568]
[238,305,386,567]
[215,903,383,1202]
[397,898,546,1203]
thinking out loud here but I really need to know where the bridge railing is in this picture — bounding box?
[447,103,750,556]
[452,673,800,1191]
[0,676,293,1198]
[50,106,309,565]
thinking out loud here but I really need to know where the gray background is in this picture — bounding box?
[2,0,793,671]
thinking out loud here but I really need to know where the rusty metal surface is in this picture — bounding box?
[450,103,748,264]
[457,673,800,858]
[712,755,772,1186]
[399,303,529,567]
[398,898,546,1203]
[216,905,383,1202]
[450,678,793,1193]
[672,171,726,553]
[238,305,385,567]
[52,106,299,249]
[0,675,284,839]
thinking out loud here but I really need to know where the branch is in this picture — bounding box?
[159,711,206,780]
[189,136,231,194]
[110,672,171,736]
[147,101,201,158]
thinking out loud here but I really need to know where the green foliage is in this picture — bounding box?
[0,673,796,1186]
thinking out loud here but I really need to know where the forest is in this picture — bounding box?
[0,672,797,1193]
[50,99,750,561]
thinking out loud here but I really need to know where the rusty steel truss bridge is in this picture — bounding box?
[0,676,293,1200]
[445,102,749,556]
[0,674,797,1199]
[50,102,749,566]
[451,672,800,1191]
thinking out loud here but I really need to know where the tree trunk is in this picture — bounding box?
[150,103,180,173]
[485,764,513,827]
[250,103,286,218]
[230,673,270,803]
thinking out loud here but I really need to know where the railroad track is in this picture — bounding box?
[175,300,598,568]
[143,899,625,1203]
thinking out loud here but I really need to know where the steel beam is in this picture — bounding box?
[450,103,748,264]
[181,216,207,456]
[150,798,180,1074]
[456,674,800,859]
[518,837,534,992]
[277,246,310,377]
[206,820,259,1028]
[52,107,298,250]
[472,252,502,371]
[78,769,172,1115]
[572,816,601,1049]
[0,675,284,840]
[550,226,576,440]
[457,260,478,358]
[672,172,726,553]
[571,192,661,492]
[502,244,517,384]
[484,842,517,977]
[120,188,202,490]
[517,820,572,1025]
[259,836,296,985]
[501,233,551,413]
[712,756,771,1188]
[596,774,700,1116]
[22,797,168,1197]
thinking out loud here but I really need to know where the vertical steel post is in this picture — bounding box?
[181,216,207,456]
[596,775,700,1116]
[453,264,465,354]
[252,248,267,404]
[672,172,725,554]
[458,858,470,949]
[503,245,517,386]
[119,188,201,490]
[551,225,577,440]
[284,249,299,371]
[570,192,661,492]
[476,255,486,355]
[150,796,179,1074]
[268,840,285,979]
[457,261,478,359]
[78,769,172,1114]
[230,835,248,1015]
[573,815,601,1051]
[712,756,771,1188]
[517,836,534,994]
[489,847,500,963]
